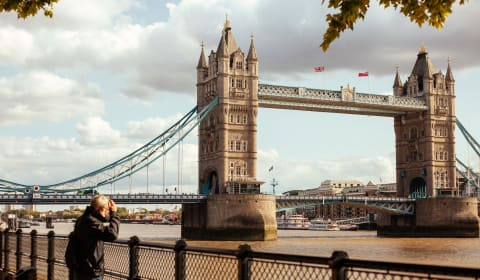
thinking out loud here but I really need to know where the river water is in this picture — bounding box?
[29,222,480,269]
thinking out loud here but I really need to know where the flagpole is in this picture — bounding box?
[368,74,371,93]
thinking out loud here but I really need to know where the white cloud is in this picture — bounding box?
[125,114,184,140]
[0,71,104,125]
[76,117,121,146]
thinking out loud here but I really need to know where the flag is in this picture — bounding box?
[314,66,325,72]
[358,72,369,77]
[268,166,274,172]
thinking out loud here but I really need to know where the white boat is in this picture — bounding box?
[309,218,340,231]
[338,224,358,231]
[277,214,311,229]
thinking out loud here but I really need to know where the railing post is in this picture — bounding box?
[47,231,55,280]
[30,230,37,269]
[16,229,22,271]
[174,239,187,280]
[4,230,10,274]
[0,229,3,270]
[237,244,252,280]
[329,251,348,280]
[128,236,140,280]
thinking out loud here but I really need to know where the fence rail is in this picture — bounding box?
[1,229,480,280]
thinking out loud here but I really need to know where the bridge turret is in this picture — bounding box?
[196,44,208,82]
[445,58,455,94]
[409,45,435,96]
[246,34,258,76]
[393,66,403,97]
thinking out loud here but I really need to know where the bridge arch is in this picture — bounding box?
[201,169,220,194]
[409,177,427,198]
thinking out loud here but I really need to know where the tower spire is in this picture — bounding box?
[247,33,258,61]
[446,57,454,81]
[197,41,207,69]
[216,31,228,58]
[393,65,402,87]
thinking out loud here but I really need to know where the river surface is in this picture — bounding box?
[29,222,480,269]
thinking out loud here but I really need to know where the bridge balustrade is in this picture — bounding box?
[1,230,479,280]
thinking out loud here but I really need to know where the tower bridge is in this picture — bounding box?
[1,19,479,240]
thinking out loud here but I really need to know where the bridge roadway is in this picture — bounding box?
[0,193,208,205]
[0,193,415,213]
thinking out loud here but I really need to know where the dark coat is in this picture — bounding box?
[72,206,120,277]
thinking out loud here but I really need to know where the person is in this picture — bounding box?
[68,194,120,280]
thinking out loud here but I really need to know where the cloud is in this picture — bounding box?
[125,114,184,140]
[76,117,122,146]
[2,0,477,101]
[258,149,395,194]
[0,71,104,125]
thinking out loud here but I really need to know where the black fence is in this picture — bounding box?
[1,229,480,280]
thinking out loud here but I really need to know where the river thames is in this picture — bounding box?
[29,222,480,269]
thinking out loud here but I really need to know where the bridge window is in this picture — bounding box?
[236,61,243,69]
[243,115,248,124]
[237,115,241,123]
[411,151,417,161]
[236,79,243,88]
[231,79,235,88]
[236,141,241,151]
[230,141,234,151]
[409,127,417,140]
[242,141,247,151]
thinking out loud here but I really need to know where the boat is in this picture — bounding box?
[18,220,31,228]
[277,214,311,229]
[338,224,358,231]
[308,218,340,231]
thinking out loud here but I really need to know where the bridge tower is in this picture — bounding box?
[182,19,276,241]
[196,18,261,195]
[394,46,456,197]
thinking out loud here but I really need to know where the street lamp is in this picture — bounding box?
[271,178,278,195]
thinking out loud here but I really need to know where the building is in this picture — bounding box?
[394,46,456,197]
[316,179,364,196]
[196,18,262,195]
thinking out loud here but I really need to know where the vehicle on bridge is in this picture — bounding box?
[76,189,99,196]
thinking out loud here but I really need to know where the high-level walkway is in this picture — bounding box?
[258,84,427,117]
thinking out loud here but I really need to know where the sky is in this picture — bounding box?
[0,0,479,200]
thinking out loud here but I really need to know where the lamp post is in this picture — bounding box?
[271,178,278,195]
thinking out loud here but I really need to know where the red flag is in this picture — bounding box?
[358,72,369,77]
[314,66,325,72]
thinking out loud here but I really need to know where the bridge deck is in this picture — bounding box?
[0,193,208,204]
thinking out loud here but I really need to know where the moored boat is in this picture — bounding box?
[277,214,311,229]
[308,218,340,231]
[338,224,358,231]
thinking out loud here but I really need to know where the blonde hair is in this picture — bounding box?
[90,194,109,210]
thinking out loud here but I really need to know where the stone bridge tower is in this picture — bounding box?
[183,20,276,241]
[394,46,456,197]
[196,19,261,195]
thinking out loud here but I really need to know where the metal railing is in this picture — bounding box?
[1,229,479,280]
